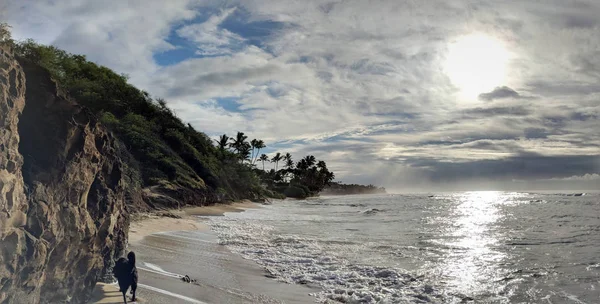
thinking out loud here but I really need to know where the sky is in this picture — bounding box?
[2,0,599,191]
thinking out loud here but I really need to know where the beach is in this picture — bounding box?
[90,201,315,304]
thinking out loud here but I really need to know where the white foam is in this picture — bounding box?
[209,216,448,303]
[140,262,182,279]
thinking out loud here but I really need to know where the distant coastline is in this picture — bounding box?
[320,182,386,195]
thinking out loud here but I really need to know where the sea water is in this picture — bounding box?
[208,192,600,303]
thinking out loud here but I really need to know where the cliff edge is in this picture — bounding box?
[0,44,129,303]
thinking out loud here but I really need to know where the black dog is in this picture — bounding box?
[113,251,138,303]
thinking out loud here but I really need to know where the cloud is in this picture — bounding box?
[462,106,531,117]
[5,0,600,190]
[176,7,246,56]
[478,86,527,101]
[523,127,548,139]
[553,173,600,181]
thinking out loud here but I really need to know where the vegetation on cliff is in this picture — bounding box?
[215,131,335,198]
[3,28,338,202]
[321,182,387,195]
[6,38,262,203]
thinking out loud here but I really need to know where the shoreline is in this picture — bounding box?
[89,201,262,303]
[129,200,261,244]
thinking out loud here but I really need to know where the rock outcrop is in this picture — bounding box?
[0,44,130,303]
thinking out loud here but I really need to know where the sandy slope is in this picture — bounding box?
[89,201,261,303]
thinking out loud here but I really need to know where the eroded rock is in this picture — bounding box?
[0,44,130,303]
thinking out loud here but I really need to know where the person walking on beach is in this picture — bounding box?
[113,251,139,303]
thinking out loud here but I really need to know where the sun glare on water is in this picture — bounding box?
[444,33,511,100]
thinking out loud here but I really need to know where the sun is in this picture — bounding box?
[444,33,511,99]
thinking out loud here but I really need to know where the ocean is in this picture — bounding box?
[208,192,600,303]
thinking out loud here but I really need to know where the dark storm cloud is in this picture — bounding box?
[523,127,548,139]
[409,155,600,182]
[462,106,531,117]
[193,64,279,85]
[526,81,600,96]
[478,86,528,101]
[571,111,598,121]
[166,64,280,98]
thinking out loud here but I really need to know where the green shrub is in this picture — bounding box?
[283,186,308,199]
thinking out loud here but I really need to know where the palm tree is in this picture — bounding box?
[283,153,292,164]
[252,140,265,164]
[285,157,294,169]
[283,154,295,183]
[317,160,327,170]
[259,154,269,170]
[250,139,259,164]
[325,171,335,185]
[239,143,251,163]
[215,134,229,158]
[216,134,229,150]
[271,152,282,171]
[296,159,308,171]
[304,155,316,167]
[229,131,248,154]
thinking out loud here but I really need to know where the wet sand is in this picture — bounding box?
[90,201,314,304]
[183,201,261,216]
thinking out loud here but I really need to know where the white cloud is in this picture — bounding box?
[177,7,245,56]
[4,0,600,188]
[551,174,600,181]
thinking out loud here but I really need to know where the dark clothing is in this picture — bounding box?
[114,252,138,303]
[113,257,138,292]
[130,266,138,292]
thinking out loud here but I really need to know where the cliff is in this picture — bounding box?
[0,45,129,303]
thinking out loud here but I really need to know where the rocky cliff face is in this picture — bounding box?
[0,45,130,303]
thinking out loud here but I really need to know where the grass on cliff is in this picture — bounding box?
[12,39,263,202]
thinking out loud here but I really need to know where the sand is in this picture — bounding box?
[183,200,261,216]
[89,201,261,303]
[128,201,260,243]
[89,283,131,303]
[128,216,208,244]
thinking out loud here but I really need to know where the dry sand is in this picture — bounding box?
[89,283,131,303]
[89,201,261,303]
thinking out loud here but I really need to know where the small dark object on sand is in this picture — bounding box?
[181,275,197,283]
[113,251,138,303]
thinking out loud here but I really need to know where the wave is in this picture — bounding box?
[209,218,451,303]
[348,203,367,207]
[362,208,384,215]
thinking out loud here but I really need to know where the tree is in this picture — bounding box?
[215,134,229,156]
[250,139,259,164]
[259,154,269,170]
[284,154,294,169]
[229,131,248,154]
[304,155,316,167]
[282,153,295,182]
[317,160,327,170]
[289,156,335,195]
[238,143,251,163]
[252,140,265,164]
[283,153,292,164]
[0,23,11,43]
[271,152,282,171]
